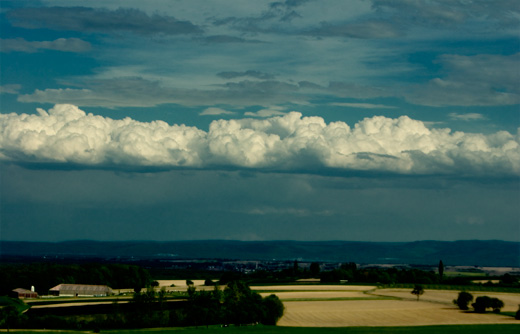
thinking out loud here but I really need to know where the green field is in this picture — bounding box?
[5,324,520,334]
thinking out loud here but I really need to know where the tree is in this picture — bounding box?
[411,285,424,301]
[187,286,222,328]
[438,260,444,281]
[320,269,341,283]
[515,304,520,320]
[490,298,504,313]
[341,262,357,271]
[261,294,284,325]
[204,278,215,286]
[472,296,504,313]
[472,296,491,313]
[223,280,263,325]
[293,260,299,275]
[501,273,517,285]
[310,262,320,277]
[0,306,24,332]
[186,279,194,286]
[453,291,473,310]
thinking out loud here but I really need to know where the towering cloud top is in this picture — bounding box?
[1,104,518,176]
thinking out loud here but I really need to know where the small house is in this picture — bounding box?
[10,288,38,299]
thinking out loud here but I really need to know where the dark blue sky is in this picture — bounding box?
[1,0,519,241]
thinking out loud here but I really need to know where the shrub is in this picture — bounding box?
[411,285,424,301]
[473,296,491,313]
[515,305,520,320]
[260,294,284,325]
[472,296,504,313]
[490,298,504,313]
[453,291,473,310]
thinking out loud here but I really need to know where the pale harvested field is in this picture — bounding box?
[259,291,373,300]
[251,285,376,291]
[278,299,519,327]
[373,289,520,312]
[152,280,219,292]
[156,279,207,287]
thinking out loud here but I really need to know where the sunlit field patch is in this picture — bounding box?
[277,299,519,327]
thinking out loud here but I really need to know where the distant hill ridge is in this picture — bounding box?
[1,240,518,267]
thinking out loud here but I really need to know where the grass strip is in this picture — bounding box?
[277,296,400,302]
[7,324,520,334]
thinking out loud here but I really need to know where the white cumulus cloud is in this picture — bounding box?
[0,104,518,176]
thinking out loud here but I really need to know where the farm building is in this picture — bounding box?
[49,284,113,297]
[10,288,38,299]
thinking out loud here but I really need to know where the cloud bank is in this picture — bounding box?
[1,104,518,176]
[7,7,203,36]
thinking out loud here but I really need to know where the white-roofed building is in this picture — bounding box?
[49,284,112,297]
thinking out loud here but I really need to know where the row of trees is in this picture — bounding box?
[453,291,504,313]
[184,281,284,327]
[244,261,445,285]
[320,264,441,285]
[6,281,283,330]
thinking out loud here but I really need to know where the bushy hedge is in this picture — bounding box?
[453,291,473,310]
[20,281,284,330]
[472,296,504,313]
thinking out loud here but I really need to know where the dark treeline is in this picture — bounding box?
[320,263,442,284]
[0,262,151,295]
[243,262,519,288]
[14,281,284,330]
[3,259,519,296]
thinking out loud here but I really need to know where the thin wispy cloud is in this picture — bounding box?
[330,102,397,109]
[1,38,91,53]
[243,207,334,217]
[0,84,21,95]
[448,113,488,121]
[217,70,276,80]
[244,106,287,117]
[200,107,235,116]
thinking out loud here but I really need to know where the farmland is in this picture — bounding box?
[2,254,519,331]
[2,324,520,334]
[254,285,520,327]
[17,282,519,329]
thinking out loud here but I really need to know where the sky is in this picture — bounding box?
[0,0,519,242]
